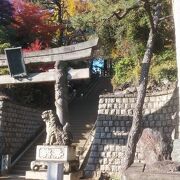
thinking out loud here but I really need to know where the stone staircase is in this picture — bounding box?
[2,77,112,179]
[10,131,45,176]
[70,77,113,170]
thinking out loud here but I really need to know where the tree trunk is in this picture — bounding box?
[57,0,64,46]
[121,1,161,172]
[121,29,155,171]
[54,60,69,126]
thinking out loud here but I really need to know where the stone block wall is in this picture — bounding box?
[84,89,178,178]
[0,100,43,160]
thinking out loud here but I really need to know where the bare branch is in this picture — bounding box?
[113,5,140,20]
[143,0,161,32]
[143,0,155,31]
[153,3,162,29]
[159,15,173,21]
[103,4,140,22]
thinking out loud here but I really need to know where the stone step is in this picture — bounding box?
[13,165,30,171]
[123,163,180,180]
[71,129,92,133]
[74,139,87,144]
[19,157,34,161]
[19,158,35,163]
[72,130,92,134]
[20,151,36,156]
[71,130,91,134]
[20,152,36,157]
[20,153,35,158]
[73,136,88,140]
[0,174,26,179]
[10,169,25,175]
[26,170,82,180]
[73,138,89,143]
[15,160,31,166]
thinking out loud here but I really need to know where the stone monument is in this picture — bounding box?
[28,110,78,180]
[41,110,73,146]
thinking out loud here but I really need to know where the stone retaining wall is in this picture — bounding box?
[0,99,43,159]
[84,89,178,178]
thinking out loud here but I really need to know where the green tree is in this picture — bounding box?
[72,0,175,173]
[0,0,14,53]
[72,0,175,86]
[0,0,14,25]
[16,0,89,46]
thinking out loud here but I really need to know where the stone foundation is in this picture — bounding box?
[0,99,43,160]
[84,88,178,178]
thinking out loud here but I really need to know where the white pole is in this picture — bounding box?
[47,163,64,180]
[173,0,180,138]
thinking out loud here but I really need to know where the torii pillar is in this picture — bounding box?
[54,60,69,126]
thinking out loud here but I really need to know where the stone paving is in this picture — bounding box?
[123,163,180,180]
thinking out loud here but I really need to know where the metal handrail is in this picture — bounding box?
[11,128,45,167]
[78,121,97,169]
[81,121,97,152]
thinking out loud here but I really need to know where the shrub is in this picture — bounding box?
[112,56,140,87]
[150,49,177,83]
[112,49,177,88]
[0,42,11,53]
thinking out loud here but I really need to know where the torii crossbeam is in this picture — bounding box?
[0,38,98,84]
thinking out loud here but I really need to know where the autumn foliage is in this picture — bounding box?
[74,0,92,14]
[23,39,44,52]
[11,0,59,48]
[0,0,92,50]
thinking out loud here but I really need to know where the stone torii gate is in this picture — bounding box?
[0,38,99,126]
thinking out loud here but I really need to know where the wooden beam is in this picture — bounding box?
[0,48,92,67]
[0,68,90,85]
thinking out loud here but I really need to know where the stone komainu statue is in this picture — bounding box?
[41,110,73,146]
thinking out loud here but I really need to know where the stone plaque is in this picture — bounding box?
[5,47,27,78]
[36,145,76,162]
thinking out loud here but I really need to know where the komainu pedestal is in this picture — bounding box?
[36,145,76,162]
[30,145,78,172]
[26,110,78,179]
[27,146,79,180]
